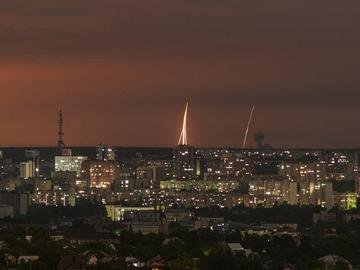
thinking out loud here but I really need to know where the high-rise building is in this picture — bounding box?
[174,145,196,180]
[55,156,88,178]
[147,160,173,188]
[355,174,360,197]
[96,144,116,161]
[333,192,357,210]
[321,182,334,210]
[20,161,35,179]
[298,179,334,209]
[288,182,298,205]
[25,150,40,177]
[130,160,173,190]
[173,102,196,181]
[82,160,120,189]
[0,158,14,179]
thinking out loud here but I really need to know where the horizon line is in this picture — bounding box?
[1,145,360,151]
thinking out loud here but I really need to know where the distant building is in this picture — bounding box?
[355,173,360,196]
[112,178,134,192]
[288,182,298,205]
[333,192,357,210]
[173,102,196,181]
[61,148,72,157]
[25,150,40,177]
[0,178,22,191]
[32,190,75,207]
[0,192,30,215]
[55,156,88,178]
[82,161,120,189]
[133,160,173,190]
[64,231,119,245]
[147,160,172,181]
[173,145,196,181]
[33,178,52,191]
[106,205,155,221]
[20,161,35,179]
[166,209,194,223]
[299,180,334,209]
[248,176,288,207]
[122,209,168,234]
[320,182,334,210]
[0,158,14,178]
[96,144,116,161]
[225,243,245,255]
[221,152,252,179]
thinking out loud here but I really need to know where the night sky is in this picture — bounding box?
[1,0,360,148]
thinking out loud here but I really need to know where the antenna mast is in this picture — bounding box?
[57,109,65,153]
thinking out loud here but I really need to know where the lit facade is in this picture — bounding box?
[20,161,35,179]
[96,144,116,161]
[82,161,120,189]
[55,156,88,177]
[173,145,196,181]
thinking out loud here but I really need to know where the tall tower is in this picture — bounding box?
[57,110,65,155]
[173,102,196,181]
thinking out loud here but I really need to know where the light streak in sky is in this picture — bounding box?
[243,105,255,148]
[178,102,189,145]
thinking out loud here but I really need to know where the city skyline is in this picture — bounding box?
[1,0,360,148]
[1,2,360,269]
